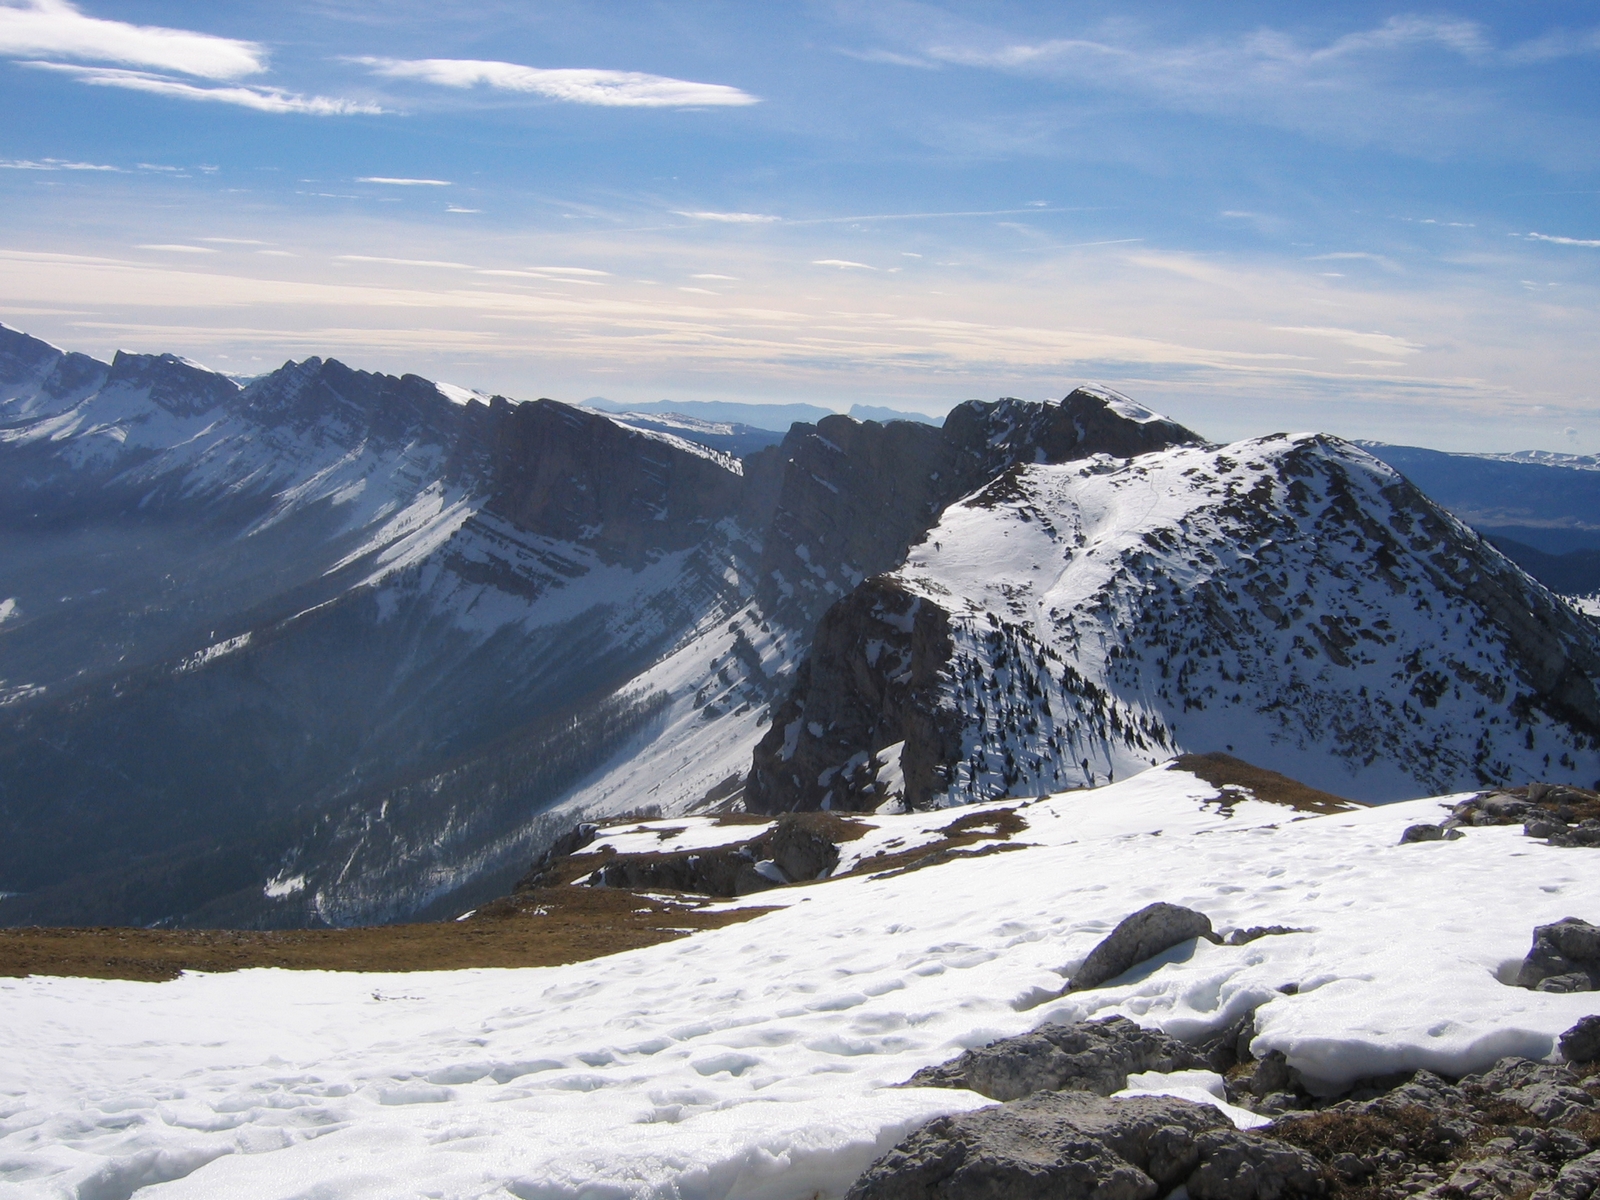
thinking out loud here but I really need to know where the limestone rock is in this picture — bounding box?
[1070,903,1220,992]
[907,1015,1210,1102]
[845,1091,1323,1200]
[1517,918,1600,992]
[1559,1016,1600,1064]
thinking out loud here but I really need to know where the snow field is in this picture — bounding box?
[5,764,1600,1199]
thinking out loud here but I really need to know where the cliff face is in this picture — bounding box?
[746,579,960,812]
[484,399,746,568]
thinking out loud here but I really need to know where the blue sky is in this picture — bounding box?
[3,1,1599,450]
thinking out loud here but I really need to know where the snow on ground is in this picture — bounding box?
[5,763,1598,1200]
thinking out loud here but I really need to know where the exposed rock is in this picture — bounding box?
[1070,903,1221,992]
[1517,918,1600,992]
[576,812,862,897]
[845,1090,1323,1200]
[1533,1149,1600,1200]
[1448,785,1600,847]
[1228,926,1304,946]
[516,822,600,889]
[1400,823,1464,844]
[1463,1058,1597,1123]
[1559,1016,1600,1064]
[906,1014,1210,1102]
[746,579,961,812]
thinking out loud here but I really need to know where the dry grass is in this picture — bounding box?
[1175,752,1363,815]
[0,887,774,983]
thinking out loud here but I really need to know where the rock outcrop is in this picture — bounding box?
[847,1091,1324,1200]
[908,1015,1211,1102]
[1518,918,1600,992]
[1070,903,1220,992]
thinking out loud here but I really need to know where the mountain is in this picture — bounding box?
[1359,441,1600,556]
[750,434,1600,809]
[0,327,1193,928]
[6,320,1600,927]
[582,397,837,431]
[582,396,940,432]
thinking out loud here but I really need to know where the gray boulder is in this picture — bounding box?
[1399,822,1463,844]
[1533,1150,1600,1200]
[907,1015,1209,1102]
[1516,918,1600,992]
[845,1091,1323,1200]
[1070,903,1220,992]
[1559,1016,1600,1064]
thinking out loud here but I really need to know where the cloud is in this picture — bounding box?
[1273,326,1423,355]
[358,177,451,186]
[868,12,1576,160]
[0,155,115,170]
[336,255,472,268]
[24,61,383,114]
[1524,231,1600,248]
[693,274,737,280]
[135,243,216,254]
[813,259,876,269]
[675,210,780,223]
[528,266,609,276]
[354,57,759,108]
[0,0,263,79]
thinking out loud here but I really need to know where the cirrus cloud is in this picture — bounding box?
[23,61,383,114]
[0,0,263,79]
[355,57,758,108]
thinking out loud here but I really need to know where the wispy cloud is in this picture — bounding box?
[0,155,116,170]
[1273,326,1423,354]
[358,176,451,186]
[0,0,263,79]
[675,210,780,223]
[1523,231,1600,248]
[354,57,759,108]
[24,61,383,114]
[853,11,1581,160]
[813,259,876,269]
[135,243,216,254]
[336,255,472,268]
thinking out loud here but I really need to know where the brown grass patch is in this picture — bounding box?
[0,887,774,983]
[1175,752,1363,814]
[1271,1106,1449,1163]
[847,806,1030,878]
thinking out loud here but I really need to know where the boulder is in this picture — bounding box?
[1070,903,1220,992]
[1533,1150,1600,1200]
[845,1091,1323,1200]
[1464,1058,1598,1124]
[1516,918,1600,992]
[1559,1016,1600,1064]
[907,1015,1210,1102]
[1400,822,1464,844]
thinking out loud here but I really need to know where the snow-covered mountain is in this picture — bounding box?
[750,434,1600,808]
[6,319,1600,927]
[0,326,1198,929]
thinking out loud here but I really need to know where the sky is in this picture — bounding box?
[2,1,1599,451]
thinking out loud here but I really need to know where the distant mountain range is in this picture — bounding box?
[2,320,1598,929]
[582,396,941,431]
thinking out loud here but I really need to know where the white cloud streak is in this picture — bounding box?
[1525,232,1600,248]
[0,155,115,170]
[0,0,263,79]
[24,61,383,114]
[675,211,780,223]
[354,57,759,108]
[358,177,452,186]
